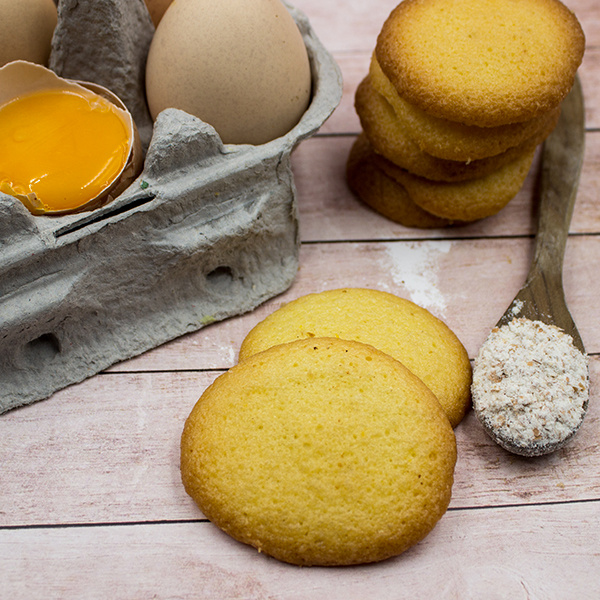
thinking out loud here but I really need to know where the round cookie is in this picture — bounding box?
[239,287,472,427]
[355,74,547,181]
[181,337,457,566]
[369,56,561,161]
[382,146,536,222]
[346,133,456,229]
[376,0,585,126]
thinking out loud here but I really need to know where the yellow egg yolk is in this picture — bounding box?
[0,88,131,213]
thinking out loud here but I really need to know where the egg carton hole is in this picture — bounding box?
[24,333,62,363]
[206,266,235,289]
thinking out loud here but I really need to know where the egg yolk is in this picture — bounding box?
[0,88,131,213]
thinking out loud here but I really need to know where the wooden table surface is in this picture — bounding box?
[2,0,599,597]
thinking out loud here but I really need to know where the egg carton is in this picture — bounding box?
[0,0,342,413]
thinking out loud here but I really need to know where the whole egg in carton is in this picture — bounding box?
[0,0,342,413]
[145,0,313,146]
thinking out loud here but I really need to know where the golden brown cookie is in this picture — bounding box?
[369,56,561,162]
[181,337,457,566]
[346,133,456,228]
[382,145,536,222]
[239,287,472,427]
[355,74,549,181]
[376,0,584,126]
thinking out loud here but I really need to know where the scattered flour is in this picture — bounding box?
[472,318,589,455]
[383,241,452,316]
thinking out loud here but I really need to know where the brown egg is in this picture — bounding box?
[144,0,173,27]
[145,0,312,145]
[0,0,57,67]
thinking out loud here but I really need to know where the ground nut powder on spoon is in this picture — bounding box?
[472,318,589,456]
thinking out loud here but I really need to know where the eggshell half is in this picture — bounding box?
[0,61,141,215]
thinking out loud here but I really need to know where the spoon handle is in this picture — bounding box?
[496,76,586,353]
[529,75,585,281]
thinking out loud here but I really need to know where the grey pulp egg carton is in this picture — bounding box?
[0,0,342,413]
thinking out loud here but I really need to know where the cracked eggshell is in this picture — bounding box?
[0,61,142,215]
[0,0,57,67]
[145,0,312,146]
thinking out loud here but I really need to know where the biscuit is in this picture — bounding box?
[181,337,457,566]
[355,74,548,181]
[346,133,456,228]
[239,287,472,427]
[369,56,561,162]
[376,0,585,126]
[382,146,536,221]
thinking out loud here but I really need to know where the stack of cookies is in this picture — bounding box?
[347,0,585,227]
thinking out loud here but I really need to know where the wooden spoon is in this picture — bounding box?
[472,75,589,456]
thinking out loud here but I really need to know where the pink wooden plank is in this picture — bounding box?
[292,136,542,241]
[2,502,599,599]
[1,358,598,526]
[291,0,599,52]
[101,230,600,374]
[294,132,600,241]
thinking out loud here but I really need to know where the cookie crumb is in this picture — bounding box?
[472,318,589,455]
